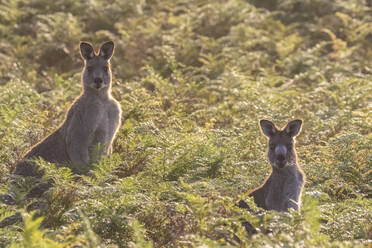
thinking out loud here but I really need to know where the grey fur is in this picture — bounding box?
[13,41,122,177]
[249,119,305,212]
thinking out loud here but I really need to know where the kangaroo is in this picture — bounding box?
[12,41,122,178]
[239,119,305,212]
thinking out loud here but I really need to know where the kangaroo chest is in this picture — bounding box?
[265,170,301,211]
[92,112,110,137]
[265,178,287,211]
[84,99,114,150]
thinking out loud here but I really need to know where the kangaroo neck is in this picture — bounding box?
[271,164,298,177]
[82,86,111,100]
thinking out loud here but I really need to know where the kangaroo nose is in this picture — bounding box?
[94,78,103,89]
[94,78,103,84]
[277,155,285,161]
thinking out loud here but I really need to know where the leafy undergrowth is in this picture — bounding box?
[0,0,371,247]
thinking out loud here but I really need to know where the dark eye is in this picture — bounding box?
[87,66,93,72]
[269,144,275,150]
[103,66,108,72]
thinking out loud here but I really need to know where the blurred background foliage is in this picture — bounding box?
[0,0,371,247]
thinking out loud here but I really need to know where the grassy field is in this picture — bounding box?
[0,0,371,247]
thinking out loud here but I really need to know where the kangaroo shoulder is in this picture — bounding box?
[107,99,122,115]
[294,167,305,185]
[60,97,82,126]
[67,95,86,114]
[249,184,267,209]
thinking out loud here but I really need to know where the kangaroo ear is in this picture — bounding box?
[80,42,94,60]
[99,41,114,60]
[260,120,277,137]
[284,120,302,137]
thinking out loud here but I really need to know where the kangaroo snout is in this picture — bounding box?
[277,154,285,161]
[94,77,103,89]
[275,145,287,167]
[276,155,286,167]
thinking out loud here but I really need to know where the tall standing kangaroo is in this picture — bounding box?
[13,41,122,177]
[239,119,305,212]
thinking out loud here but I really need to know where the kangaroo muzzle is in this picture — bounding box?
[94,78,103,89]
[275,145,287,168]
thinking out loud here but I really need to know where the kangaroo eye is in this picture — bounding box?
[103,66,108,72]
[87,66,93,72]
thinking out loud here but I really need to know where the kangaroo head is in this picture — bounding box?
[260,119,302,169]
[80,41,115,91]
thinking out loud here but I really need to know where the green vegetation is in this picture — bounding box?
[0,0,371,247]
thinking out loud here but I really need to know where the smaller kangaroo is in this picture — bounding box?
[239,119,305,212]
[12,41,122,178]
